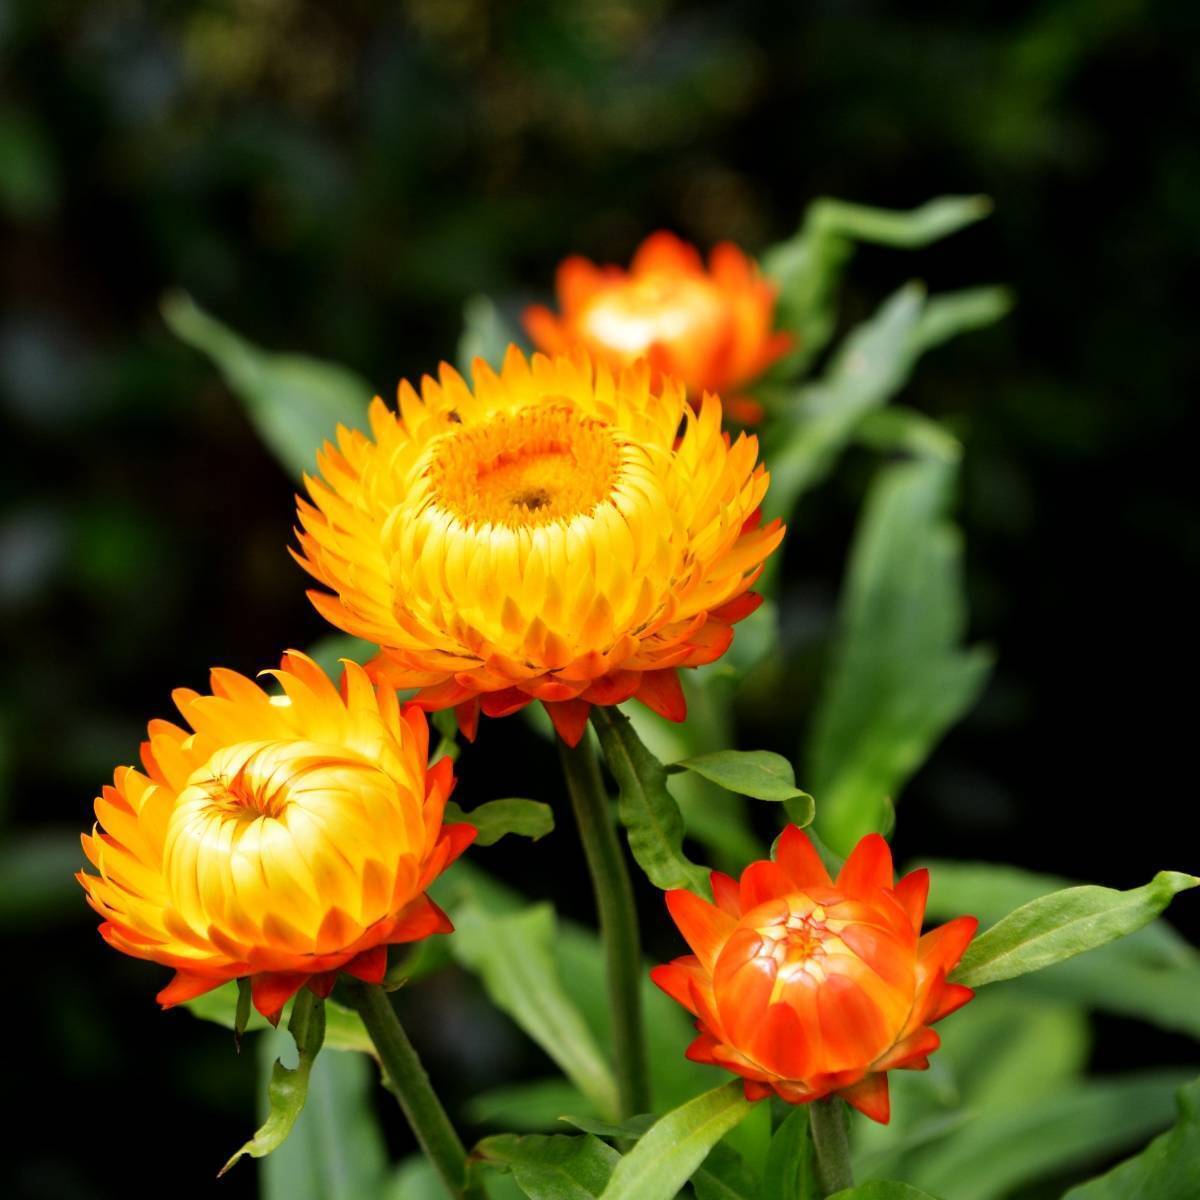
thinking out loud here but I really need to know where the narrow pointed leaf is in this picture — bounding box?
[953,871,1200,988]
[598,1082,756,1200]
[829,1185,944,1200]
[445,798,555,847]
[477,1133,619,1200]
[763,1107,816,1200]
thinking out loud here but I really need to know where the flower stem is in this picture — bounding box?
[558,726,651,1119]
[810,1097,854,1196]
[346,981,480,1200]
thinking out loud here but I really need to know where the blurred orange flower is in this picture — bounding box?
[295,347,784,746]
[78,652,472,1022]
[523,232,791,422]
[651,827,977,1123]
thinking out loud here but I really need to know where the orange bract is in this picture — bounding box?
[651,827,977,1123]
[294,346,784,746]
[524,231,791,421]
[78,652,473,1022]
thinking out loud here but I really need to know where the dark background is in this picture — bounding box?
[2,2,1197,1196]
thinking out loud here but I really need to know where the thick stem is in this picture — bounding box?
[557,728,651,1119]
[346,982,480,1200]
[810,1097,854,1196]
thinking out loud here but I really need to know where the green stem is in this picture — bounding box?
[558,726,651,1119]
[346,982,481,1200]
[810,1098,854,1196]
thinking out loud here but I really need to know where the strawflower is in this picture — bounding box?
[294,346,784,746]
[78,652,472,1022]
[651,826,978,1123]
[523,231,791,422]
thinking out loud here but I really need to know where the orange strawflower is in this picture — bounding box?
[294,347,784,746]
[523,232,791,422]
[78,652,473,1022]
[651,827,977,1123]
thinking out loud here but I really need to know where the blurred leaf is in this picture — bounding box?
[808,456,992,854]
[954,871,1200,988]
[0,105,59,220]
[257,1024,388,1200]
[1063,1077,1200,1199]
[763,1107,816,1200]
[303,633,376,678]
[477,1133,619,1199]
[598,1081,756,1200]
[0,829,83,927]
[591,708,711,895]
[807,195,993,248]
[672,750,813,815]
[451,900,620,1119]
[184,981,372,1056]
[830,1186,942,1200]
[468,1079,598,1131]
[458,294,523,373]
[906,1070,1195,1200]
[387,1157,449,1200]
[221,991,326,1175]
[855,408,962,464]
[909,286,1013,357]
[445,798,555,847]
[162,290,372,479]
[431,706,461,763]
[692,1143,762,1200]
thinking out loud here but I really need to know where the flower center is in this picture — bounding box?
[581,275,725,355]
[426,403,621,528]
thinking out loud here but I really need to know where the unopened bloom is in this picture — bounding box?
[523,232,791,421]
[78,652,473,1022]
[651,827,977,1123]
[295,347,784,746]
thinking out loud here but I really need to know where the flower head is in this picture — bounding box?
[78,652,473,1022]
[294,347,784,745]
[651,827,977,1123]
[523,232,791,421]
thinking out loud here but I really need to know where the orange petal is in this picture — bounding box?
[816,973,890,1068]
[479,687,531,718]
[874,1026,940,1072]
[918,915,979,974]
[665,888,736,972]
[634,669,687,722]
[839,1073,891,1124]
[157,970,225,1009]
[893,868,930,932]
[775,825,831,889]
[753,1001,812,1081]
[343,944,388,983]
[307,971,338,999]
[710,870,742,916]
[252,972,307,1024]
[709,592,763,623]
[438,823,477,869]
[650,959,705,1016]
[738,860,795,910]
[455,699,480,742]
[545,699,591,746]
[390,894,454,943]
[836,833,894,897]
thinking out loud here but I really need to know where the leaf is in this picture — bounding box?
[590,707,711,895]
[908,286,1013,357]
[829,1185,943,1200]
[451,900,620,1119]
[304,633,376,679]
[953,871,1200,988]
[763,1107,816,1200]
[597,1081,756,1200]
[458,294,523,373]
[445,798,555,847]
[468,1079,597,1131]
[806,195,993,248]
[855,408,963,465]
[257,1025,388,1200]
[1063,1077,1200,1199]
[907,1070,1195,1200]
[220,991,327,1175]
[692,1144,761,1200]
[184,981,373,1055]
[431,707,461,763]
[162,290,372,479]
[807,455,992,855]
[673,750,813,813]
[477,1133,619,1200]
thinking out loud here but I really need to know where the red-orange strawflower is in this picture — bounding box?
[523,231,791,423]
[294,346,784,746]
[77,651,473,1022]
[651,827,977,1123]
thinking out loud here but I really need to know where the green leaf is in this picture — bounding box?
[451,900,620,1119]
[829,1185,943,1200]
[591,708,711,895]
[458,294,522,373]
[763,1107,816,1200]
[184,981,373,1055]
[445,798,555,847]
[805,195,993,248]
[220,991,327,1175]
[597,1081,756,1200]
[673,750,813,812]
[692,1144,762,1200]
[808,455,992,855]
[477,1133,619,1200]
[304,633,376,678]
[162,290,372,479]
[953,871,1200,988]
[431,706,461,763]
[1063,1077,1200,1199]
[855,408,963,465]
[468,1079,597,1131]
[257,1026,388,1200]
[906,1070,1195,1200]
[908,286,1013,357]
